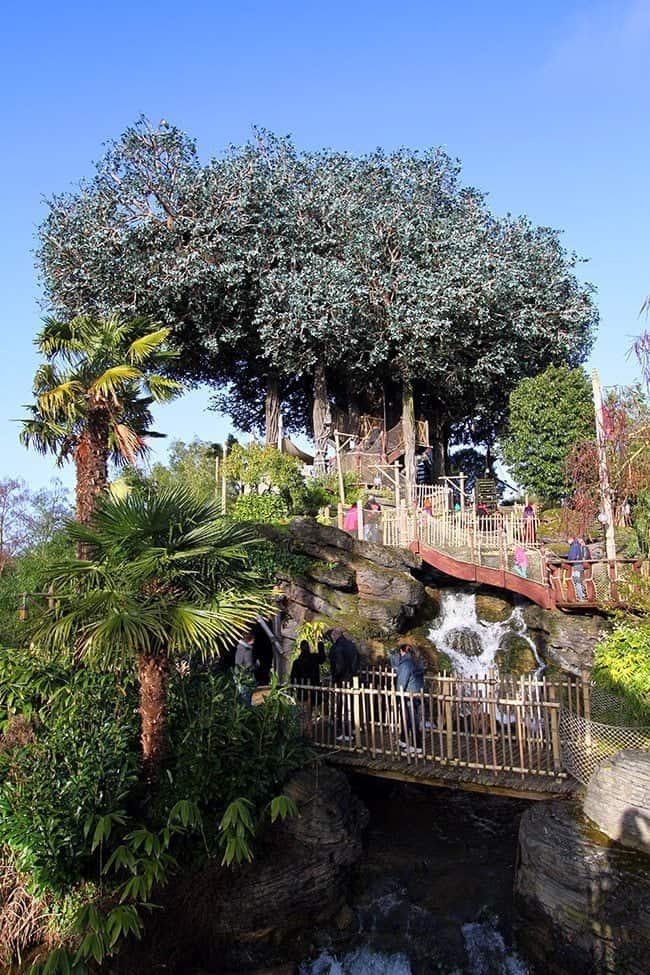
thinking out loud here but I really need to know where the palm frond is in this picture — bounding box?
[127,328,174,364]
[90,365,143,400]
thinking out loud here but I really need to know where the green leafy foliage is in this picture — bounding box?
[500,366,595,502]
[0,655,307,972]
[38,119,597,458]
[593,622,650,722]
[233,493,289,523]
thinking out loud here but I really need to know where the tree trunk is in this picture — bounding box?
[312,362,332,475]
[428,411,447,479]
[402,376,416,504]
[138,652,170,784]
[265,376,280,447]
[74,408,110,558]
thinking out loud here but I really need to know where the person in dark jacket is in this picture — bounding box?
[290,640,321,686]
[389,644,424,752]
[567,536,587,601]
[327,628,360,742]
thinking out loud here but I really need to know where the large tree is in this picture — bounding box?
[21,314,180,526]
[37,119,598,470]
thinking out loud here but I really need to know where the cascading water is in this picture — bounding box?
[427,589,543,678]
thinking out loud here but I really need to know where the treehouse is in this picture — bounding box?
[330,412,430,486]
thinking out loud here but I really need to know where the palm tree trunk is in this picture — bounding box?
[75,408,110,525]
[138,652,170,784]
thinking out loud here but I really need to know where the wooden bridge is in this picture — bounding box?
[347,504,646,611]
[289,668,593,800]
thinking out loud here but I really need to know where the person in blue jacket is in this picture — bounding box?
[389,644,424,752]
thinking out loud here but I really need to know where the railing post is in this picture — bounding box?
[357,498,364,541]
[337,502,344,530]
[549,704,562,772]
[394,460,401,510]
[399,500,408,545]
[468,525,475,563]
[459,472,465,514]
[353,676,361,748]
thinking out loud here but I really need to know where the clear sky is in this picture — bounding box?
[1,0,649,492]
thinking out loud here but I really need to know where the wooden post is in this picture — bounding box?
[459,472,466,514]
[549,705,562,772]
[334,430,345,507]
[221,440,228,513]
[337,503,344,530]
[591,369,617,563]
[394,460,401,510]
[356,498,364,541]
[582,670,592,750]
[353,676,361,748]
[19,592,27,621]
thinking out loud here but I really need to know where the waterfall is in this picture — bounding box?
[427,589,543,678]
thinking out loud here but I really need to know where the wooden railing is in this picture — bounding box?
[289,669,582,778]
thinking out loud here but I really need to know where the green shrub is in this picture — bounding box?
[593,622,650,722]
[233,493,289,523]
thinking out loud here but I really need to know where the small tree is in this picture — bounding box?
[500,366,595,502]
[20,314,181,527]
[32,486,272,782]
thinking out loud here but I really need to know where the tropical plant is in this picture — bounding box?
[593,622,650,722]
[31,486,273,781]
[20,314,181,525]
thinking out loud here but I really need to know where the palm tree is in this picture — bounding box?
[32,486,273,782]
[20,314,180,526]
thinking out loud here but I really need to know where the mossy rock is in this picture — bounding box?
[496,632,538,675]
[475,592,514,623]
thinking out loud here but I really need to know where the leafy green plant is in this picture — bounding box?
[233,493,289,523]
[593,622,650,722]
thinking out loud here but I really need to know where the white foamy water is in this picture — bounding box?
[462,919,529,975]
[427,590,542,678]
[299,946,412,975]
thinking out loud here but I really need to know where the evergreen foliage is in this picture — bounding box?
[500,366,595,502]
[37,119,597,459]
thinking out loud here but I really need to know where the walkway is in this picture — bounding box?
[290,669,591,800]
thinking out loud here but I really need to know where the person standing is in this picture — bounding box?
[389,644,424,753]
[567,536,586,601]
[327,627,360,742]
[234,630,257,704]
[523,501,536,543]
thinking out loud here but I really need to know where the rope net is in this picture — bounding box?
[560,685,650,785]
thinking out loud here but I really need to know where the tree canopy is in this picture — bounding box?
[500,365,595,502]
[37,118,598,470]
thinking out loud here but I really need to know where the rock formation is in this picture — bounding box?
[515,799,650,975]
[584,749,650,854]
[113,766,367,974]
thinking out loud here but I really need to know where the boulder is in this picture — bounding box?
[114,767,367,974]
[475,592,514,623]
[515,799,650,975]
[523,604,611,674]
[355,563,425,606]
[584,749,650,854]
[496,632,538,675]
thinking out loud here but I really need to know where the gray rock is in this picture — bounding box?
[523,604,612,674]
[584,749,650,854]
[515,799,650,975]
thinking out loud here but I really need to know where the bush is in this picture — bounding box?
[233,493,290,522]
[593,622,650,722]
[0,651,308,972]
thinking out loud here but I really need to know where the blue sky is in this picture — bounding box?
[1,0,649,492]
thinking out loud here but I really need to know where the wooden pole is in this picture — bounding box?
[591,369,617,563]
[459,472,465,514]
[334,430,345,506]
[356,498,364,540]
[394,460,401,510]
[221,440,228,513]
